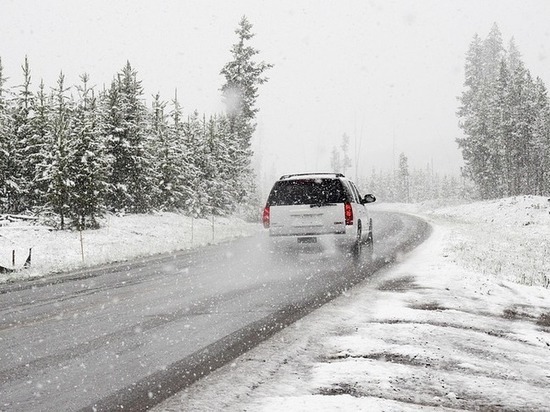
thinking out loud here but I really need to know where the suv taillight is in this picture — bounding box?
[262,205,270,228]
[344,202,353,225]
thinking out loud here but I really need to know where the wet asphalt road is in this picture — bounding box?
[0,211,430,411]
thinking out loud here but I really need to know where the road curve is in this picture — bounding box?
[0,211,430,411]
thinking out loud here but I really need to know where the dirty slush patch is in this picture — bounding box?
[310,271,550,411]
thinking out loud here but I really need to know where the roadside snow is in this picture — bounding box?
[154,196,550,411]
[0,212,259,283]
[384,196,550,287]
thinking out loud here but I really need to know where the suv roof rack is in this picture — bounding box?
[279,172,345,180]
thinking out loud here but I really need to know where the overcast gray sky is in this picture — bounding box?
[2,0,550,189]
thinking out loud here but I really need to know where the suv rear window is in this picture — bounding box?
[267,179,348,206]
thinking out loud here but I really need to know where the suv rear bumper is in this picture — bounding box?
[267,228,356,250]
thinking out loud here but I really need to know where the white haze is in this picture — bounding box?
[2,0,550,193]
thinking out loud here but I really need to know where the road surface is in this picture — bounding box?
[0,211,429,411]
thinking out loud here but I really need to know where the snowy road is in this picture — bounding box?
[0,211,429,411]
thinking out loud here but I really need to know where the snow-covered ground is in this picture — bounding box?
[154,196,550,411]
[2,197,549,410]
[0,213,259,283]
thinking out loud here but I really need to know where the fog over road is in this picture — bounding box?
[0,211,429,411]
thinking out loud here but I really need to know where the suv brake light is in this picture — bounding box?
[344,202,353,225]
[262,205,270,228]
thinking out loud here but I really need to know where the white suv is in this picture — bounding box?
[262,173,376,257]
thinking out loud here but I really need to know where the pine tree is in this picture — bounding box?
[340,133,352,175]
[44,72,72,228]
[330,147,341,173]
[220,16,272,206]
[9,57,34,212]
[397,152,410,202]
[532,78,550,195]
[104,62,156,213]
[508,62,536,195]
[67,74,107,229]
[182,111,211,217]
[458,26,509,199]
[0,57,11,212]
[493,59,513,196]
[27,80,53,209]
[150,92,195,211]
[457,34,488,197]
[205,114,236,215]
[167,94,197,210]
[507,38,522,74]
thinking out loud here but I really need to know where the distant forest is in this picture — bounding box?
[362,153,472,204]
[0,17,271,229]
[458,24,550,199]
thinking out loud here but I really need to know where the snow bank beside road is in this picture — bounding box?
[380,196,550,287]
[154,196,550,411]
[0,212,259,283]
[432,196,550,288]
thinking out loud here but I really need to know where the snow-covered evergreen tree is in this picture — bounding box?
[182,111,211,217]
[341,133,352,176]
[220,16,272,207]
[0,57,12,212]
[67,74,107,229]
[167,94,197,211]
[26,80,53,209]
[9,57,35,212]
[204,114,235,215]
[532,78,550,195]
[150,92,196,211]
[44,72,72,228]
[397,152,410,202]
[508,62,536,195]
[104,62,156,213]
[330,147,342,173]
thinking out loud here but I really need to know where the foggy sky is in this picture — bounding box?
[2,0,550,191]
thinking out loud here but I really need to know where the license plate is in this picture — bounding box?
[298,237,317,244]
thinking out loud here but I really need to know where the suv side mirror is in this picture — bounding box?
[362,194,376,204]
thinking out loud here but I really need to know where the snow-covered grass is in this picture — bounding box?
[0,212,259,283]
[153,196,550,411]
[381,196,550,288]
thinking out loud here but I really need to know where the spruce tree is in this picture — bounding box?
[9,57,34,212]
[27,80,53,209]
[458,26,509,199]
[340,133,352,176]
[204,114,234,215]
[220,16,272,207]
[67,74,107,229]
[150,92,193,211]
[330,147,341,173]
[397,153,410,202]
[44,72,72,228]
[508,62,536,194]
[104,62,155,213]
[532,78,550,195]
[0,57,11,212]
[167,94,197,210]
[182,111,211,217]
